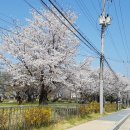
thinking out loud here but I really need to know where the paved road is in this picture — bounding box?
[118,116,130,130]
[99,109,130,122]
[67,108,130,130]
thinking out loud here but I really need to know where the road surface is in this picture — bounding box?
[67,109,130,130]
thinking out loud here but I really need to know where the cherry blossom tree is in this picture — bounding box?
[65,58,99,103]
[0,9,79,104]
[0,8,130,105]
[72,63,130,104]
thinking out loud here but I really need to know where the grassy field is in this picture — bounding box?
[0,101,38,107]
[0,100,80,108]
[32,113,104,130]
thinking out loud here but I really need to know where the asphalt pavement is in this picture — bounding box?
[67,108,130,130]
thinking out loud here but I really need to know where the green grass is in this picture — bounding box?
[32,113,105,130]
[0,100,80,107]
[0,101,38,107]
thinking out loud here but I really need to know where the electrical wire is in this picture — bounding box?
[107,30,123,61]
[98,0,102,12]
[0,17,19,28]
[39,0,101,56]
[113,0,129,59]
[40,0,118,79]
[79,0,97,25]
[90,0,100,15]
[78,54,125,63]
[75,0,100,34]
[52,0,96,42]
[89,0,123,66]
[118,0,130,56]
[0,0,118,80]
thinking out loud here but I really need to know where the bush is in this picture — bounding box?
[79,101,99,117]
[79,102,117,116]
[23,107,52,128]
[0,111,8,129]
[105,103,117,112]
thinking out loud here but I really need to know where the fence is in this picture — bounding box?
[0,105,80,130]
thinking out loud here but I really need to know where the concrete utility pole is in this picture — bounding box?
[99,0,111,114]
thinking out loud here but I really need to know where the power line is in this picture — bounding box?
[24,0,84,49]
[90,0,100,15]
[38,0,101,56]
[78,54,121,62]
[98,0,102,12]
[0,17,18,28]
[78,53,125,63]
[50,0,101,56]
[113,0,129,59]
[89,0,123,67]
[75,0,100,33]
[90,0,122,61]
[118,0,130,56]
[79,0,97,25]
[106,57,124,63]
[113,0,130,78]
[0,0,101,69]
[21,0,118,79]
[0,26,35,43]
[0,0,118,80]
[41,0,118,79]
[107,30,123,61]
[23,0,51,22]
[0,12,16,21]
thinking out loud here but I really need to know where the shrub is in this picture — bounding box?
[105,103,117,112]
[79,101,99,117]
[23,107,52,128]
[0,111,8,129]
[89,102,100,113]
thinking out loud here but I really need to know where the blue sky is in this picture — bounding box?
[0,0,130,77]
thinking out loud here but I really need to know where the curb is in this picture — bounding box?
[109,113,130,130]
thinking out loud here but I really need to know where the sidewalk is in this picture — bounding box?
[118,116,130,130]
[67,108,130,130]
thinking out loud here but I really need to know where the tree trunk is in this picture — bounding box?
[27,94,33,102]
[25,88,34,102]
[110,96,113,104]
[97,95,99,103]
[116,97,118,110]
[39,84,48,105]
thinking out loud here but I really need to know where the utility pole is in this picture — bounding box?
[99,0,111,114]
